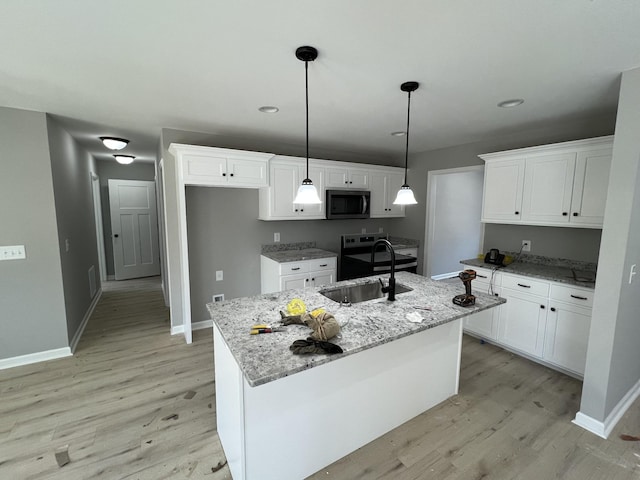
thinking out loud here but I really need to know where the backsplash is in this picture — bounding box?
[503,251,597,272]
[261,241,317,254]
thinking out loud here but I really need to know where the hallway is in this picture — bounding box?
[0,277,229,479]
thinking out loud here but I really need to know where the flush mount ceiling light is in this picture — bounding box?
[393,81,419,206]
[100,136,129,150]
[113,154,135,165]
[497,98,524,108]
[292,45,322,205]
[258,106,279,113]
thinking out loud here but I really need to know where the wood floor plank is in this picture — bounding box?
[1,277,638,479]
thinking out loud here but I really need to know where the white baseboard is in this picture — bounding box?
[0,347,72,371]
[171,319,213,336]
[573,377,640,439]
[70,288,102,353]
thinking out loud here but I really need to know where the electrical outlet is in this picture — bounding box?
[0,245,26,261]
[378,227,384,233]
[216,270,223,281]
[65,239,70,252]
[361,228,366,234]
[274,232,280,242]
[213,294,225,302]
[522,240,531,252]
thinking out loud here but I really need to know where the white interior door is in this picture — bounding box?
[109,179,161,280]
[425,166,484,279]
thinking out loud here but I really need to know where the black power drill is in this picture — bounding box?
[453,269,476,307]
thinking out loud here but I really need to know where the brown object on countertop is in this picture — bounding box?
[290,338,343,355]
[280,311,340,341]
[619,434,640,441]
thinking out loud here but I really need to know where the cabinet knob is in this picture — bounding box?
[294,208,298,212]
[573,212,579,217]
[562,212,568,216]
[515,211,519,215]
[222,173,226,176]
[540,305,545,309]
[345,181,348,184]
[349,181,353,184]
[114,234,119,238]
[230,173,234,177]
[550,307,556,312]
[300,209,304,212]
[311,277,315,281]
[305,278,309,282]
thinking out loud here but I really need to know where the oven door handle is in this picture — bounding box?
[362,195,368,215]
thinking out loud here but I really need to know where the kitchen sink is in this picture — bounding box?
[319,281,413,304]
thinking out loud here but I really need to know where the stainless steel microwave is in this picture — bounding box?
[326,190,370,219]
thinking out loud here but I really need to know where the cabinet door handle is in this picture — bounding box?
[570,294,588,300]
[477,274,487,278]
[319,264,328,267]
[230,173,234,177]
[540,305,545,309]
[311,277,315,281]
[291,267,301,271]
[222,172,227,176]
[562,212,568,216]
[294,208,299,212]
[305,278,309,282]
[517,283,531,288]
[550,307,556,312]
[573,212,579,216]
[300,209,304,212]
[515,211,520,215]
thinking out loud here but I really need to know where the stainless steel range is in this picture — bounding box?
[339,233,418,280]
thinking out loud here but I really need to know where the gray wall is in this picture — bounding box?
[581,67,640,422]
[483,224,602,263]
[95,159,156,276]
[0,107,68,359]
[47,116,101,344]
[186,186,404,322]
[395,114,616,272]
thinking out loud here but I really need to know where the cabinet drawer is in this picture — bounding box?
[550,283,594,308]
[502,274,549,297]
[279,262,309,275]
[308,257,336,271]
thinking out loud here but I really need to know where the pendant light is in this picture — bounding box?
[393,81,419,205]
[292,46,322,205]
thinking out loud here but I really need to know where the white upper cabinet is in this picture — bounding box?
[369,169,406,218]
[325,165,369,189]
[482,160,525,223]
[480,136,613,228]
[570,148,612,226]
[170,143,272,187]
[258,157,325,220]
[521,152,576,224]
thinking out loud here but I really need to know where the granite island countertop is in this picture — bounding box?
[261,247,338,263]
[461,257,597,289]
[207,271,505,387]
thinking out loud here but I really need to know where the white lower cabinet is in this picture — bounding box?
[462,267,593,377]
[463,266,500,340]
[261,256,337,294]
[497,288,548,357]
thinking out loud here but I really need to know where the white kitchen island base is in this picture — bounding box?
[213,319,463,480]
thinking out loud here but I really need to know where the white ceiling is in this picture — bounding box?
[1,0,639,164]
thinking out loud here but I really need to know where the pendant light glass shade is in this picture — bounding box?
[393,81,419,206]
[393,184,418,205]
[293,45,322,205]
[294,180,322,204]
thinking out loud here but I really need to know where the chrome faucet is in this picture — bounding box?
[371,239,396,301]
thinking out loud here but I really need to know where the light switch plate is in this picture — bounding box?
[0,245,26,261]
[216,270,223,281]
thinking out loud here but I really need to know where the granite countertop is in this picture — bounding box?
[389,236,419,249]
[207,271,504,387]
[261,248,338,263]
[461,257,597,289]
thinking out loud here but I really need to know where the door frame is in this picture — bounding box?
[91,172,107,282]
[424,165,485,279]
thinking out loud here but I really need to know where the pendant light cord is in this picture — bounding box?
[304,60,310,182]
[404,90,411,186]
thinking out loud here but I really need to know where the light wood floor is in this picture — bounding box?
[1,277,639,479]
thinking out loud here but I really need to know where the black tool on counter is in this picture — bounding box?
[453,269,476,307]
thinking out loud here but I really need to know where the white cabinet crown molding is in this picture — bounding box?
[478,135,614,162]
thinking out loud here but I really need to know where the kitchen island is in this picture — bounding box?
[207,272,504,480]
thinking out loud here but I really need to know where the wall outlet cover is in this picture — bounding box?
[213,294,225,302]
[522,240,531,252]
[216,270,223,281]
[274,232,280,242]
